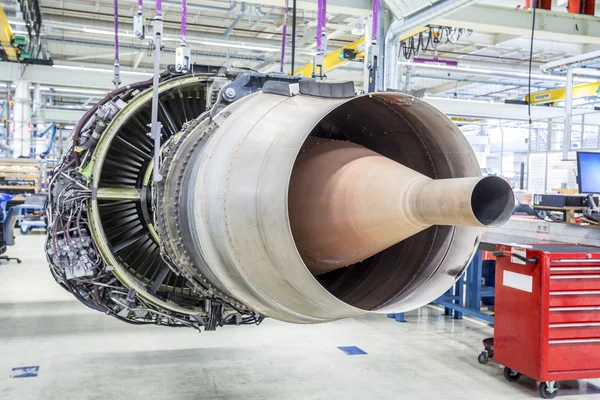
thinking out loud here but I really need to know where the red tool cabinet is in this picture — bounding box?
[494,243,600,398]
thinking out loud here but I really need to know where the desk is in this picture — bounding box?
[434,217,600,324]
[533,205,585,224]
[17,204,46,234]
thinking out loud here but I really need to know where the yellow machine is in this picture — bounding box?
[293,37,366,78]
[0,5,30,61]
[526,82,600,106]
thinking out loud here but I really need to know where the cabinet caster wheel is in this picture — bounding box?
[478,351,489,364]
[539,382,558,399]
[503,367,521,382]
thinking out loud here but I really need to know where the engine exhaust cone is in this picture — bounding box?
[289,139,514,276]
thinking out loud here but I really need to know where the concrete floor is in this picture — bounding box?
[1,232,600,400]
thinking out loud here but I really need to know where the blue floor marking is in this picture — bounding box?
[10,366,39,378]
[337,346,367,355]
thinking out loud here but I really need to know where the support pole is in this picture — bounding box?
[175,0,190,73]
[280,0,289,73]
[32,83,41,121]
[313,0,327,78]
[568,0,595,15]
[113,0,121,89]
[580,114,585,149]
[545,120,552,191]
[367,0,379,92]
[291,0,296,75]
[404,65,412,92]
[563,66,573,160]
[362,15,371,91]
[500,125,504,177]
[151,0,163,182]
[13,80,31,158]
[225,4,245,68]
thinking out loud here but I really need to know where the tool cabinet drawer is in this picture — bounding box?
[548,341,600,372]
[550,275,600,291]
[550,265,600,275]
[549,323,600,340]
[550,307,600,323]
[549,291,600,307]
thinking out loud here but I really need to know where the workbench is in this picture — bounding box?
[16,204,46,234]
[433,217,600,324]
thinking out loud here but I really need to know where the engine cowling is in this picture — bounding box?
[46,72,513,331]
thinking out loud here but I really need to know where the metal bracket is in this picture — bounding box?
[493,251,538,265]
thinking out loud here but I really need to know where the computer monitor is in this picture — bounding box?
[577,151,600,194]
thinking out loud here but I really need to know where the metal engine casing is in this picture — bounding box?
[46,70,484,331]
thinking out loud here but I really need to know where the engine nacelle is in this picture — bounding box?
[46,71,513,331]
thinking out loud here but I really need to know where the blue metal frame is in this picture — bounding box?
[432,250,495,324]
[17,205,46,230]
[387,313,406,322]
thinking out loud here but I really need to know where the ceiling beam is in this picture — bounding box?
[494,34,520,46]
[425,96,600,124]
[66,51,137,61]
[426,81,472,94]
[241,0,371,16]
[434,5,600,45]
[39,108,86,123]
[132,50,146,69]
[0,62,146,89]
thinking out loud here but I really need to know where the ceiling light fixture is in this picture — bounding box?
[53,65,153,77]
[83,27,135,38]
[39,86,108,95]
[398,61,596,83]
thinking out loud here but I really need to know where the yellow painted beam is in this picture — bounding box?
[526,81,600,105]
[400,27,429,42]
[293,37,366,78]
[451,117,485,123]
[0,5,18,59]
[293,26,429,78]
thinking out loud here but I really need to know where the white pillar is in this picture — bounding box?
[404,65,413,92]
[33,83,44,158]
[562,66,573,160]
[13,80,32,158]
[362,16,371,93]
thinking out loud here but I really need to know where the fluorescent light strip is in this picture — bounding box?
[83,27,136,38]
[49,20,315,55]
[399,61,596,83]
[39,86,108,95]
[53,65,153,77]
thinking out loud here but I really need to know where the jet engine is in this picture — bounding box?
[45,69,514,331]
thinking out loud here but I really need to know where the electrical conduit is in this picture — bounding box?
[181,0,186,44]
[280,0,289,73]
[382,0,477,90]
[113,0,120,88]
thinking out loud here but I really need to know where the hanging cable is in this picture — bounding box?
[399,26,471,61]
[134,0,145,39]
[367,0,379,92]
[291,0,297,75]
[527,0,537,124]
[313,0,327,78]
[181,0,186,42]
[280,0,289,73]
[316,0,324,52]
[175,0,190,72]
[150,0,164,182]
[112,0,120,89]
